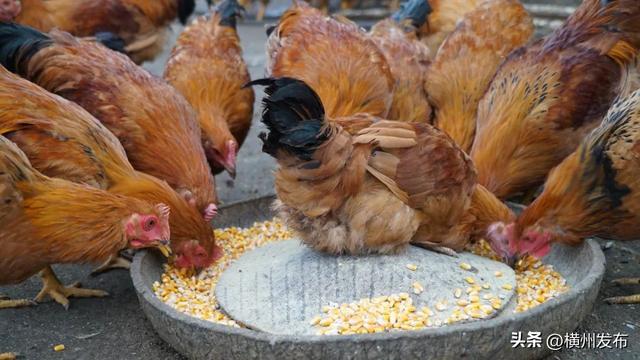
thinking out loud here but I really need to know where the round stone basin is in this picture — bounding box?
[131,196,606,360]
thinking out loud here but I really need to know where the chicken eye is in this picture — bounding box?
[144,218,156,231]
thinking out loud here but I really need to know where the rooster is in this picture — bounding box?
[0,135,171,309]
[0,23,219,221]
[491,89,640,304]
[250,77,514,256]
[426,0,533,152]
[471,0,640,201]
[0,66,222,271]
[368,0,433,123]
[266,1,394,119]
[165,0,254,178]
[417,0,479,55]
[2,0,196,64]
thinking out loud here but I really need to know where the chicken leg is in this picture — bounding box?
[0,294,35,309]
[35,266,108,310]
[90,254,131,276]
[604,277,640,304]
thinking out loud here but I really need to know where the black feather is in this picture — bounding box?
[391,0,432,29]
[0,22,52,75]
[213,0,245,29]
[93,32,126,54]
[266,24,276,36]
[248,77,328,160]
[178,0,196,25]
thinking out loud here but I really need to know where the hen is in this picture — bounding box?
[266,0,394,118]
[0,66,221,271]
[3,0,196,64]
[368,0,433,123]
[426,0,533,152]
[471,0,640,201]
[492,89,640,304]
[165,0,254,178]
[251,77,514,256]
[417,0,479,54]
[0,23,218,221]
[0,135,171,309]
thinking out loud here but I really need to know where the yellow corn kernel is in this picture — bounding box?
[53,345,65,352]
[454,288,463,298]
[464,277,475,284]
[502,284,513,290]
[459,262,472,271]
[406,264,418,271]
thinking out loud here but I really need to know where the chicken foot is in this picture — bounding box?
[412,242,459,257]
[0,352,17,360]
[90,254,132,276]
[0,294,35,309]
[604,277,640,304]
[35,266,108,310]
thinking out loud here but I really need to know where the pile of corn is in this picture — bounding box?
[310,261,512,335]
[154,219,568,333]
[467,239,568,313]
[153,219,292,326]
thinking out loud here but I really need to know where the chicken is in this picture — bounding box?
[3,0,196,64]
[417,0,479,54]
[0,23,218,221]
[266,0,394,118]
[490,89,640,304]
[0,66,222,271]
[165,0,254,178]
[426,0,533,152]
[0,135,171,309]
[368,0,433,123]
[470,0,640,201]
[250,77,514,256]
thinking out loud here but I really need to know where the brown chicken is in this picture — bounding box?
[490,89,640,304]
[250,77,514,256]
[165,0,254,178]
[471,0,640,201]
[368,0,433,123]
[266,0,394,118]
[0,135,171,309]
[2,0,196,64]
[0,66,221,271]
[426,0,533,152]
[417,0,479,55]
[0,23,218,221]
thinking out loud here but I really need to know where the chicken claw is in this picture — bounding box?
[90,255,131,276]
[35,267,108,310]
[0,294,36,309]
[604,278,640,304]
[413,243,460,257]
[605,294,640,304]
[0,352,17,360]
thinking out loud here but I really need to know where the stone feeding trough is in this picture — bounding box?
[131,196,606,360]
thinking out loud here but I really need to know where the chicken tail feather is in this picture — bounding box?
[391,0,432,30]
[178,0,197,25]
[212,0,246,29]
[248,77,328,160]
[93,32,126,54]
[0,22,52,75]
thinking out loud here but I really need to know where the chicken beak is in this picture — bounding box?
[224,163,237,179]
[158,244,172,258]
[504,254,519,269]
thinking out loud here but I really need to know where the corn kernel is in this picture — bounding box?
[53,345,65,352]
[494,271,503,277]
[459,262,472,270]
[502,284,513,290]
[406,264,418,271]
[464,277,475,284]
[454,288,462,298]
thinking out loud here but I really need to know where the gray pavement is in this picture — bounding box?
[1,1,639,359]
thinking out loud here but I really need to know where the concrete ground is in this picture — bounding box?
[1,1,639,359]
